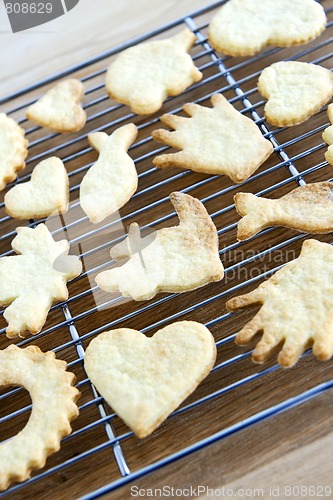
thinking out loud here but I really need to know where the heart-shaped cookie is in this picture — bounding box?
[84,321,216,438]
[258,61,333,127]
[5,157,69,219]
[208,0,326,57]
[26,79,86,133]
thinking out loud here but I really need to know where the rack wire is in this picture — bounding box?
[1,0,333,497]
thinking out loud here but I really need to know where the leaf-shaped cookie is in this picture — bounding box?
[258,62,333,127]
[26,79,86,133]
[208,0,326,57]
[226,239,333,368]
[5,157,69,220]
[105,29,202,115]
[0,345,79,491]
[80,124,138,224]
[235,182,333,241]
[96,192,224,300]
[152,94,273,183]
[84,321,216,438]
[0,113,28,190]
[322,104,333,165]
[0,224,82,338]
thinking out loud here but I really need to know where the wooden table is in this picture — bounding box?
[1,1,333,499]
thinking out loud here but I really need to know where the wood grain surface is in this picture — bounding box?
[1,1,333,499]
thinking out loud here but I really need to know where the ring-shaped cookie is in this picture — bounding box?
[0,345,79,491]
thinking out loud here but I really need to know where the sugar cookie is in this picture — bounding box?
[152,94,273,183]
[26,79,86,133]
[96,192,224,300]
[0,113,28,190]
[5,157,69,220]
[208,0,326,57]
[226,240,333,368]
[80,124,138,223]
[85,321,216,438]
[106,29,202,115]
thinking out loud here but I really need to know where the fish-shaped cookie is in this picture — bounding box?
[234,182,333,241]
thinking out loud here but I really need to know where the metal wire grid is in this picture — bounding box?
[0,0,333,497]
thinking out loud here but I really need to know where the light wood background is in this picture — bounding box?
[1,0,212,97]
[1,1,333,499]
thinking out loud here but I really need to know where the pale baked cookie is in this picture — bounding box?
[152,94,273,183]
[84,321,216,438]
[0,224,82,338]
[0,113,28,190]
[96,192,224,300]
[235,182,333,241]
[80,124,138,224]
[0,345,79,491]
[208,0,326,57]
[26,79,86,133]
[258,61,333,127]
[226,239,333,368]
[105,29,202,115]
[5,157,69,220]
[322,104,333,165]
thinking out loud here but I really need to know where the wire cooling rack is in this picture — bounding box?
[1,0,333,498]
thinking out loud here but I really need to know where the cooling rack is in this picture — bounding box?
[1,0,333,498]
